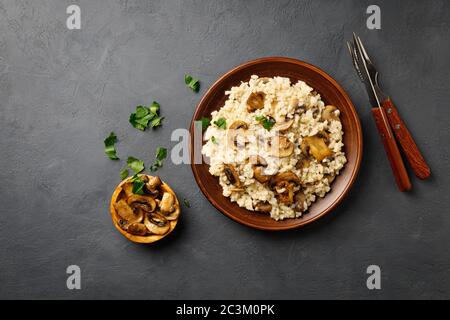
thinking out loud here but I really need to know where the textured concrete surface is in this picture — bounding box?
[0,0,449,299]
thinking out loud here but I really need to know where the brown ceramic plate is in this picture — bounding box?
[190,57,362,231]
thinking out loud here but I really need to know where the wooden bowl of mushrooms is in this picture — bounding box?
[110,175,180,243]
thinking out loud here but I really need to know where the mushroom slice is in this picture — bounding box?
[248,155,267,166]
[270,136,294,157]
[246,92,265,112]
[144,212,170,235]
[270,171,300,206]
[223,164,242,187]
[255,202,272,213]
[249,155,271,183]
[253,166,271,184]
[113,199,144,224]
[121,182,134,197]
[117,219,129,231]
[272,119,294,132]
[145,176,162,197]
[227,121,249,149]
[270,171,301,187]
[294,191,307,213]
[316,130,330,142]
[160,192,174,213]
[159,192,180,220]
[300,139,310,157]
[127,194,156,213]
[275,181,295,205]
[229,120,249,130]
[161,207,180,221]
[322,105,340,122]
[296,157,311,170]
[127,223,148,236]
[303,136,332,162]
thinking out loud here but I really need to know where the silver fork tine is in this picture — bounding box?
[346,41,352,56]
[346,41,355,66]
[347,41,365,83]
[353,33,369,72]
[356,35,372,64]
[352,32,359,53]
[353,33,377,70]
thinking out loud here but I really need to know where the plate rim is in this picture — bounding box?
[190,56,363,231]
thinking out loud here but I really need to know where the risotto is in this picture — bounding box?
[201,75,347,220]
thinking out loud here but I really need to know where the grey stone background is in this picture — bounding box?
[0,0,449,300]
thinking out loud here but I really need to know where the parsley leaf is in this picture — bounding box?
[135,105,149,118]
[211,136,217,144]
[150,147,167,171]
[120,168,129,180]
[256,115,276,131]
[150,161,161,172]
[130,174,145,195]
[213,117,227,129]
[127,156,145,173]
[104,132,119,160]
[129,102,163,131]
[129,114,145,131]
[149,101,160,114]
[185,74,200,92]
[149,116,164,128]
[200,117,210,130]
[183,199,191,208]
[156,147,167,161]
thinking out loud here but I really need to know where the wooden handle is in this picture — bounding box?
[372,107,412,192]
[381,98,431,179]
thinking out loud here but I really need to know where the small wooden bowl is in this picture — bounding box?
[190,57,363,231]
[110,175,180,243]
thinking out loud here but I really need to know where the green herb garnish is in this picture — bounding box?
[150,147,168,171]
[149,101,160,114]
[127,156,145,173]
[213,117,227,129]
[255,115,276,131]
[201,117,210,130]
[120,168,129,180]
[211,136,217,144]
[149,116,164,128]
[104,132,119,160]
[130,174,145,195]
[185,74,200,92]
[129,102,163,130]
[183,198,191,208]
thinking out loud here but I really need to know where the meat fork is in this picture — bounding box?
[347,33,431,191]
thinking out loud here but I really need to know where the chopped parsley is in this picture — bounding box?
[213,117,227,129]
[200,117,210,130]
[127,156,145,173]
[150,147,168,171]
[129,102,163,131]
[130,174,145,195]
[211,136,217,144]
[183,198,191,208]
[149,116,164,128]
[120,168,129,180]
[255,115,276,131]
[104,132,119,160]
[185,74,200,92]
[149,102,160,114]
